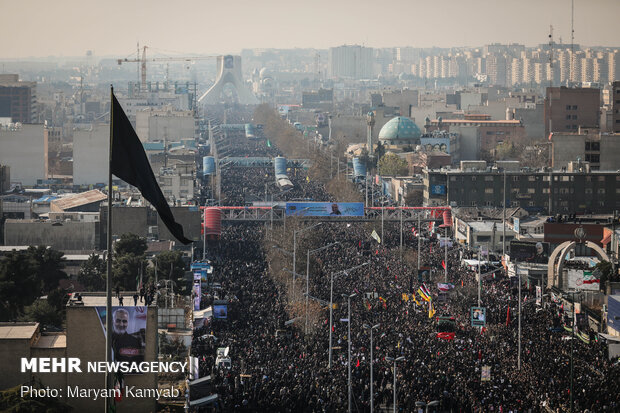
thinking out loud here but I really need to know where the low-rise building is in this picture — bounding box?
[423,161,620,215]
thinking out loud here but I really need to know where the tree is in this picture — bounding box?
[21,300,62,328]
[0,251,40,321]
[113,234,148,290]
[78,253,107,292]
[595,260,617,289]
[26,246,67,292]
[115,233,148,256]
[377,153,409,176]
[148,251,186,284]
[113,254,146,291]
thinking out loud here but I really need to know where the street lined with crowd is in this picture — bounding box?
[191,134,619,412]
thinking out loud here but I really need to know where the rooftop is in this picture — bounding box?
[0,322,38,340]
[50,189,106,211]
[67,293,140,307]
[32,333,66,349]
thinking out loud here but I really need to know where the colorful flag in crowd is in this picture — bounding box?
[401,293,409,302]
[412,294,420,306]
[267,139,272,147]
[418,287,431,302]
[437,283,454,292]
[412,227,418,237]
[506,306,511,326]
[379,296,387,309]
[428,301,436,318]
[371,229,381,244]
[441,260,447,270]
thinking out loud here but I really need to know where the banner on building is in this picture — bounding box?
[95,306,147,365]
[568,269,600,291]
[509,241,550,264]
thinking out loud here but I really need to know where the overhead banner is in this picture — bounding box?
[285,202,364,217]
[509,241,550,264]
[568,269,600,291]
[471,306,486,328]
[95,306,147,365]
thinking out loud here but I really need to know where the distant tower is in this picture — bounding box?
[199,55,259,105]
[366,111,375,156]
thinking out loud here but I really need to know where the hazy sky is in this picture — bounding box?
[2,0,619,58]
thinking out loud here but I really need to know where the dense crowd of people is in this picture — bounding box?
[189,133,620,412]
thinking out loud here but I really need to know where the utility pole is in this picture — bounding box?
[503,170,507,257]
[518,261,521,370]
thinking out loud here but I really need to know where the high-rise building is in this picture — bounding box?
[328,45,374,79]
[0,74,37,124]
[486,54,507,86]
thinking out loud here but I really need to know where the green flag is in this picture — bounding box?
[267,139,272,148]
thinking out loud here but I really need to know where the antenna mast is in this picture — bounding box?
[549,25,554,89]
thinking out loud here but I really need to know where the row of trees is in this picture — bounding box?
[0,246,67,323]
[0,234,188,326]
[78,233,188,293]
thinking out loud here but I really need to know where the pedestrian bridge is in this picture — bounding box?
[202,206,450,222]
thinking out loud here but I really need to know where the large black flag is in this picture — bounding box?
[111,93,192,245]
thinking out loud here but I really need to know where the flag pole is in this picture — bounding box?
[105,85,114,413]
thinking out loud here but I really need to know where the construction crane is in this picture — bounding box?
[117,44,217,91]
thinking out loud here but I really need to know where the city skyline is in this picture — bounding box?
[1,0,620,59]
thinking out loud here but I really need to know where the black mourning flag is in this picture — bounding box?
[111,93,192,245]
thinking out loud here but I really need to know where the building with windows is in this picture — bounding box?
[612,81,620,133]
[0,74,37,124]
[550,130,620,170]
[423,161,620,214]
[544,87,600,137]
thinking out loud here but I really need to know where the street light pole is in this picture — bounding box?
[444,226,448,282]
[306,242,340,334]
[363,323,380,413]
[386,356,405,413]
[329,271,334,369]
[400,206,403,260]
[478,246,481,307]
[343,293,356,413]
[517,260,521,370]
[293,222,322,302]
[329,262,369,369]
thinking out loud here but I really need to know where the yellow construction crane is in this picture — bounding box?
[117,44,217,91]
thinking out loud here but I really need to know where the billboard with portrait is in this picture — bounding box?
[95,306,147,366]
[509,240,549,264]
[213,301,228,319]
[421,137,450,153]
[470,306,486,327]
[285,202,364,217]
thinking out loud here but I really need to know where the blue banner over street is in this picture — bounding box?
[285,202,364,217]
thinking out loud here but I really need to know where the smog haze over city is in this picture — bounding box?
[1,0,620,58]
